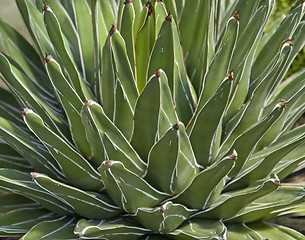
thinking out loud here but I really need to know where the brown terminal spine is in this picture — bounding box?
[124,0,132,4]
[109,25,117,36]
[42,2,50,12]
[232,11,239,21]
[278,100,287,109]
[226,70,234,80]
[155,69,161,78]
[172,122,180,130]
[104,160,112,169]
[44,54,53,63]
[165,13,172,22]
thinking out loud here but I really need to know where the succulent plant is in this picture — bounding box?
[1,0,305,239]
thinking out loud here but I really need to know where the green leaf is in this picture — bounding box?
[75,218,150,240]
[219,102,286,177]
[174,154,235,209]
[81,104,105,168]
[0,169,73,215]
[145,123,198,195]
[85,100,146,176]
[120,1,136,72]
[100,34,116,120]
[0,117,64,181]
[72,0,94,85]
[251,0,305,91]
[110,28,139,109]
[185,0,214,95]
[135,201,194,234]
[43,0,82,74]
[16,0,56,59]
[0,193,38,214]
[196,178,280,219]
[169,219,226,240]
[135,3,154,92]
[114,83,134,140]
[0,207,56,236]
[99,161,168,213]
[0,143,32,172]
[0,19,51,91]
[0,52,68,138]
[131,73,160,161]
[0,86,24,127]
[42,6,94,101]
[23,109,103,191]
[158,70,178,138]
[227,184,305,223]
[45,56,92,158]
[197,15,238,109]
[226,134,305,191]
[189,77,233,166]
[32,173,122,219]
[20,216,78,240]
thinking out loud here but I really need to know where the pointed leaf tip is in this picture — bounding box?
[104,160,112,169]
[84,99,95,107]
[42,2,50,12]
[22,108,34,116]
[31,172,39,180]
[165,13,172,22]
[229,150,238,161]
[172,122,180,130]
[44,54,53,63]
[155,69,161,78]
[277,100,287,109]
[226,70,234,80]
[232,11,239,21]
[124,0,133,4]
[109,25,117,36]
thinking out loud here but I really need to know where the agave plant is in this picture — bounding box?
[1,0,305,239]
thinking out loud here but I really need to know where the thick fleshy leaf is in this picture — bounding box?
[42,5,93,101]
[169,219,226,240]
[120,1,136,71]
[131,73,160,161]
[84,100,146,176]
[219,102,286,177]
[45,56,92,158]
[23,109,103,191]
[197,15,238,109]
[189,76,233,166]
[20,216,78,240]
[99,161,168,213]
[158,70,178,138]
[0,19,51,91]
[145,122,198,195]
[110,27,139,109]
[251,0,305,91]
[134,3,154,92]
[0,193,38,214]
[43,0,82,74]
[226,184,305,223]
[195,178,280,219]
[0,207,56,236]
[72,0,94,85]
[32,173,122,219]
[75,218,150,239]
[135,201,195,234]
[0,52,68,138]
[0,169,73,215]
[16,0,56,58]
[0,143,32,172]
[81,104,105,168]
[174,154,235,209]
[0,117,64,181]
